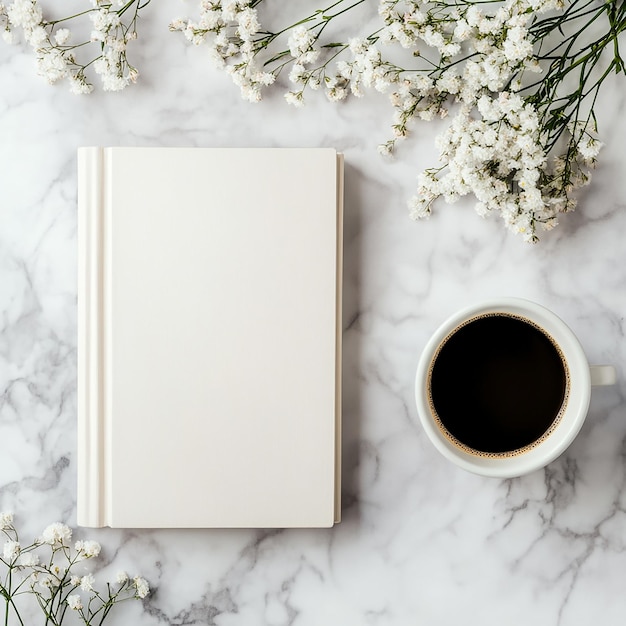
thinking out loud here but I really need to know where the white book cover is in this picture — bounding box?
[77,147,343,528]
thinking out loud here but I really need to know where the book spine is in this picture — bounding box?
[77,147,109,527]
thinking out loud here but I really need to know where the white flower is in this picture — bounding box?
[221,0,243,22]
[80,573,95,592]
[24,22,45,45]
[420,26,445,50]
[3,540,20,561]
[577,136,602,162]
[71,575,81,586]
[133,576,150,599]
[236,7,259,41]
[38,574,54,590]
[465,5,483,27]
[408,194,433,219]
[326,85,347,102]
[41,523,72,546]
[93,48,133,92]
[67,595,83,611]
[0,512,13,530]
[437,69,461,94]
[75,540,101,558]
[198,8,221,30]
[116,571,129,584]
[36,48,69,84]
[69,76,94,95]
[240,83,261,102]
[288,25,315,59]
[377,140,394,157]
[169,17,185,31]
[453,19,472,41]
[53,27,70,45]
[90,7,120,34]
[503,28,533,62]
[6,0,42,30]
[253,71,274,86]
[289,62,306,83]
[51,564,65,577]
[285,90,304,107]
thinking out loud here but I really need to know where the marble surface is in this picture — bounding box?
[1,2,626,624]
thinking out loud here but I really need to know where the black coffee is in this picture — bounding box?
[429,314,568,455]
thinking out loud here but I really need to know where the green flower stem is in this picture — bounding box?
[256,0,367,61]
[515,0,626,153]
[46,8,95,27]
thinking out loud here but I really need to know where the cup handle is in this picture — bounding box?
[590,365,616,386]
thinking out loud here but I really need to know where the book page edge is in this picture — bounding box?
[334,152,344,525]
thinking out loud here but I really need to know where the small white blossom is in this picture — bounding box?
[453,19,472,41]
[3,540,20,561]
[0,512,13,530]
[41,523,72,546]
[465,5,483,27]
[169,17,185,30]
[236,7,259,41]
[576,135,602,162]
[36,47,69,83]
[69,76,94,95]
[80,573,95,592]
[6,0,42,30]
[409,194,433,219]
[288,25,315,58]
[38,575,54,590]
[75,540,101,559]
[378,141,394,157]
[53,27,70,45]
[285,90,304,107]
[67,595,83,611]
[133,576,150,599]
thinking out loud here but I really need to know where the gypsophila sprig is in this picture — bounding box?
[0,0,151,93]
[169,0,369,103]
[175,0,625,242]
[0,513,150,625]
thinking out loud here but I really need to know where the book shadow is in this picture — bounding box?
[340,162,364,524]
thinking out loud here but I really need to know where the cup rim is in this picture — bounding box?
[415,298,591,478]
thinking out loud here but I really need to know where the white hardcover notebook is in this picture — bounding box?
[77,147,343,528]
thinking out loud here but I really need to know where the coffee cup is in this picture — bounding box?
[414,298,616,478]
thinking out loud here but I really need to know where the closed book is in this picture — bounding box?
[77,147,343,528]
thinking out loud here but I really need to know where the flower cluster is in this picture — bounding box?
[372,0,603,241]
[170,1,275,102]
[2,0,622,240]
[410,92,558,239]
[175,0,623,242]
[0,0,149,93]
[1,513,150,625]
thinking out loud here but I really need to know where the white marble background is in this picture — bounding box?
[1,1,626,625]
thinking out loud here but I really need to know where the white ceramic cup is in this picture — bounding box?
[415,298,616,478]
